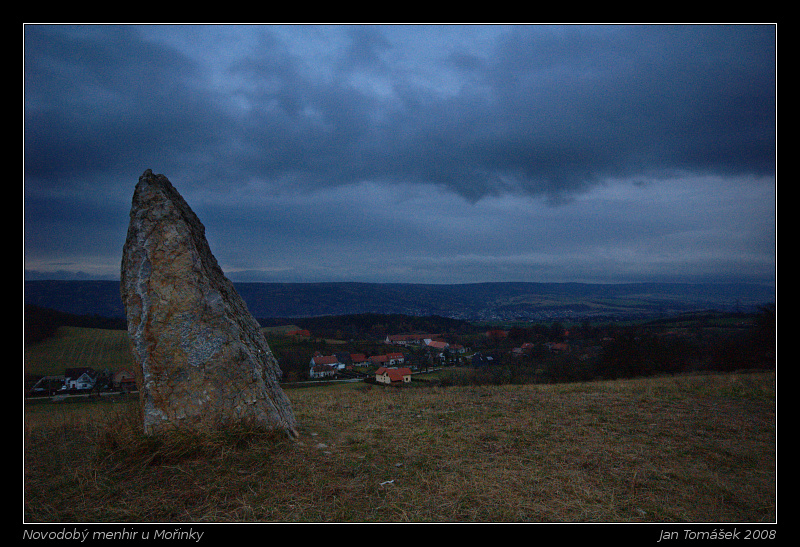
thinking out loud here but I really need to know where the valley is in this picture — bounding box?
[24,279,775,322]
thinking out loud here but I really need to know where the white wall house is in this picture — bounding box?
[310,355,344,369]
[62,368,97,391]
[309,365,336,379]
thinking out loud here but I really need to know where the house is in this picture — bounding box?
[335,353,353,366]
[546,342,570,354]
[62,368,97,391]
[30,375,65,395]
[375,366,412,384]
[425,340,449,351]
[309,365,336,379]
[310,355,343,369]
[369,355,389,366]
[471,352,497,367]
[113,370,137,391]
[385,334,415,345]
[368,353,405,366]
[385,334,440,345]
[512,342,536,355]
[350,354,370,367]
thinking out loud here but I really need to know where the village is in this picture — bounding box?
[304,329,582,385]
[26,325,587,397]
[306,332,473,382]
[25,305,775,398]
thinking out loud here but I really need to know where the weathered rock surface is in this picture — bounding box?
[121,169,297,437]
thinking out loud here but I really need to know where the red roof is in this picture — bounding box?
[376,367,412,382]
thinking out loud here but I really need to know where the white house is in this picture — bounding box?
[310,354,344,370]
[62,368,97,391]
[309,365,336,379]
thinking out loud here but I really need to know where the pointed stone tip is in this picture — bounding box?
[137,169,157,187]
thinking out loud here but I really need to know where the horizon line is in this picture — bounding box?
[23,276,777,288]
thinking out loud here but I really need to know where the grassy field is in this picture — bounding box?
[24,326,135,377]
[23,369,776,524]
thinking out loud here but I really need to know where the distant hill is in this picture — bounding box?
[23,304,127,346]
[24,279,775,323]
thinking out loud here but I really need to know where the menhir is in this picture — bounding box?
[121,169,297,437]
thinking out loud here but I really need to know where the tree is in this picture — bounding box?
[548,321,565,341]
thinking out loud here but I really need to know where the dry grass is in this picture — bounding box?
[23,372,776,523]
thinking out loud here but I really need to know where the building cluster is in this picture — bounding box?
[307,332,471,381]
[303,328,595,384]
[29,367,137,396]
[308,350,415,385]
[385,333,466,354]
[309,351,407,379]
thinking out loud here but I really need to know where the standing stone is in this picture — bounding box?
[121,169,297,437]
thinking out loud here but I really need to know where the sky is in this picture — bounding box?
[23,24,776,286]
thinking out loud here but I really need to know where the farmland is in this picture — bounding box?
[24,326,134,378]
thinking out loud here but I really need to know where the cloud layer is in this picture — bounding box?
[23,24,776,284]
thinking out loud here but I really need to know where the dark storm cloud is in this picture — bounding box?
[24,25,230,186]
[221,24,775,202]
[24,24,775,202]
[454,24,776,198]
